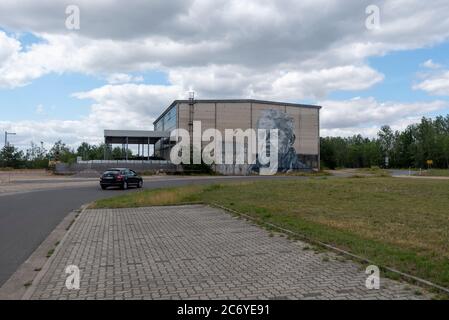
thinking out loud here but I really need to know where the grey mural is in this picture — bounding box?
[250,109,306,173]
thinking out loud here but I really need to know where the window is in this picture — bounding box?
[164,105,177,132]
[155,105,177,131]
[155,120,162,131]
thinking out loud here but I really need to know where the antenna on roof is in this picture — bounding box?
[188,91,195,102]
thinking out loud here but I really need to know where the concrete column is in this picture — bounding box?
[126,137,129,161]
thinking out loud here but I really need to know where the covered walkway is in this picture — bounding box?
[104,130,171,160]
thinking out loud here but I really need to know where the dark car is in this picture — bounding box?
[100,168,143,190]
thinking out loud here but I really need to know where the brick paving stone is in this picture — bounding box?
[28,205,432,300]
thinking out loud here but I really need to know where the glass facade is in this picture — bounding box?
[164,105,177,132]
[154,121,162,131]
[154,105,177,159]
[154,105,177,132]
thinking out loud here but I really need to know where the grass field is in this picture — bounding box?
[355,167,391,177]
[92,176,449,288]
[415,169,449,177]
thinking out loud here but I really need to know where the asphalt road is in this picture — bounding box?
[0,175,301,287]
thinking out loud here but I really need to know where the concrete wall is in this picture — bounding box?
[297,107,319,155]
[213,164,252,176]
[55,162,178,175]
[176,101,319,165]
[153,100,320,174]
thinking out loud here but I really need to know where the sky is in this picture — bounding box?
[1,0,449,150]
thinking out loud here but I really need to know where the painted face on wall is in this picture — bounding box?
[256,109,295,155]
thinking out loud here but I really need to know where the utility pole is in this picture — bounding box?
[4,131,16,147]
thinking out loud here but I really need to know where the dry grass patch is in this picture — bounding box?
[91,185,204,209]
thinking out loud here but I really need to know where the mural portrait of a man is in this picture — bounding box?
[250,109,307,173]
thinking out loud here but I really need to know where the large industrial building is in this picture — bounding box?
[152,99,321,174]
[92,99,321,176]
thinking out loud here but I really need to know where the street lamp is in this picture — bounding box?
[4,131,16,147]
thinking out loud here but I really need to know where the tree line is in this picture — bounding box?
[320,115,449,169]
[0,141,133,169]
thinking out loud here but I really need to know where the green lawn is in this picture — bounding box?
[415,169,449,177]
[92,176,449,288]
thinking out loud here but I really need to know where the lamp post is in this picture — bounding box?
[4,131,16,147]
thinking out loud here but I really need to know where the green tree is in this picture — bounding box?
[320,137,338,169]
[377,125,395,168]
[49,140,76,163]
[25,141,48,168]
[77,142,93,160]
[109,146,133,160]
[0,145,25,168]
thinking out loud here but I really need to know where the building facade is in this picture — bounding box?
[153,99,321,174]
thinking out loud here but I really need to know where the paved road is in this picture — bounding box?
[389,169,416,176]
[28,205,428,300]
[0,175,301,287]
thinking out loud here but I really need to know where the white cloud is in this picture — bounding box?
[414,70,449,96]
[72,83,184,122]
[321,116,421,139]
[1,83,185,149]
[421,59,442,69]
[35,104,45,115]
[269,66,383,100]
[0,31,20,63]
[318,97,449,137]
[0,119,96,150]
[168,64,383,101]
[0,32,83,88]
[106,73,144,84]
[1,0,449,91]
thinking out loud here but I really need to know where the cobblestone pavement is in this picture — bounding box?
[28,205,430,300]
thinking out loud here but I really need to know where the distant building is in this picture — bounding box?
[153,99,321,174]
[103,99,321,175]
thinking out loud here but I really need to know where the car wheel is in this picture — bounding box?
[101,185,107,190]
[138,180,143,188]
[122,181,128,190]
